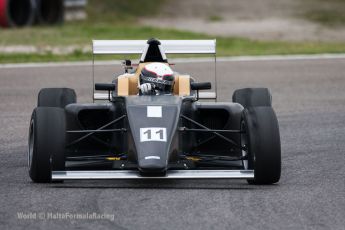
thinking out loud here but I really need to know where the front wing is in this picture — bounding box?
[52,170,254,180]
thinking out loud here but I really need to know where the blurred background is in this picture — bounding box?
[0,0,344,63]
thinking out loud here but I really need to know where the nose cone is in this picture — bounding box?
[125,96,181,173]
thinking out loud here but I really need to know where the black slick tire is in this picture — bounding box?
[242,107,281,184]
[28,107,65,183]
[38,88,76,108]
[233,88,272,107]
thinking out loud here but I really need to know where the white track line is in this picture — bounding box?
[1,53,345,69]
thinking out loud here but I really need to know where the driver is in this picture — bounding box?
[139,63,175,95]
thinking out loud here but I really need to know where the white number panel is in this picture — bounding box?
[140,127,167,142]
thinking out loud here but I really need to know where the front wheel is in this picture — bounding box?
[28,107,66,183]
[241,107,281,184]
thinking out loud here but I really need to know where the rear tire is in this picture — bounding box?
[242,107,281,184]
[28,107,65,183]
[38,88,76,108]
[233,88,272,108]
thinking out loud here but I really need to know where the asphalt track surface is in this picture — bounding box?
[0,57,344,230]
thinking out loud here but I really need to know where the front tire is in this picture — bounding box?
[242,107,281,184]
[28,107,65,183]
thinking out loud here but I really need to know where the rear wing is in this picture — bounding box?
[92,40,216,55]
[92,39,217,101]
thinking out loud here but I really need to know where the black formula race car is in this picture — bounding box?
[28,38,281,184]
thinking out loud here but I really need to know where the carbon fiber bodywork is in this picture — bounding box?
[64,95,243,173]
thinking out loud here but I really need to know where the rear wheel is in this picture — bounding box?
[38,88,76,108]
[241,107,281,184]
[28,107,65,183]
[233,88,272,108]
